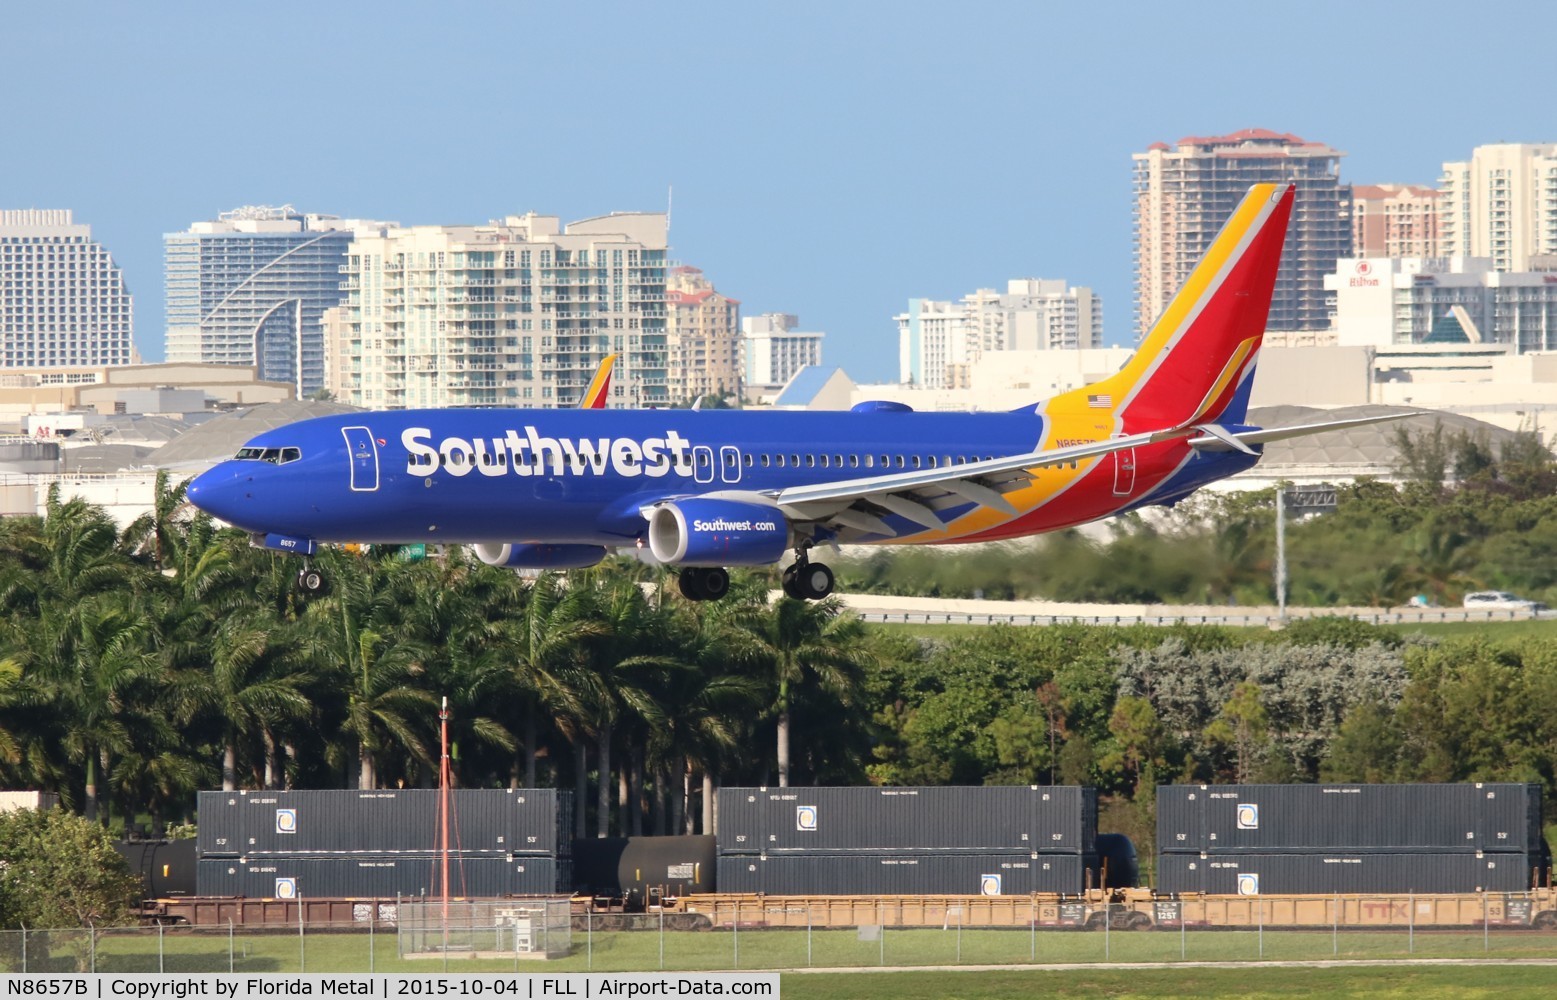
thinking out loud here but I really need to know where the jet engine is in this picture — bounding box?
[472,543,608,569]
[647,499,790,566]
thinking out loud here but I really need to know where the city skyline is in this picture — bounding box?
[6,2,1554,384]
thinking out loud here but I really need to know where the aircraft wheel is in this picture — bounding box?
[297,567,327,594]
[677,569,706,601]
[797,562,834,600]
[781,564,804,601]
[700,567,730,601]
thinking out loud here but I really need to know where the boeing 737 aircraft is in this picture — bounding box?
[189,184,1402,601]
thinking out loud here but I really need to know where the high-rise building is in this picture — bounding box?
[742,313,823,389]
[1133,129,1351,337]
[1325,256,1557,352]
[1351,184,1440,259]
[164,205,382,398]
[1438,143,1557,271]
[337,211,667,409]
[895,279,1102,389]
[0,210,134,368]
[665,266,741,403]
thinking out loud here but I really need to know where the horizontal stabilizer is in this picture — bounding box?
[1188,411,1426,451]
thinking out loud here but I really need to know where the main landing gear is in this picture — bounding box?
[782,552,834,602]
[678,566,730,602]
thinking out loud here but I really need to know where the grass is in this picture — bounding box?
[780,966,1557,999]
[10,926,1555,974]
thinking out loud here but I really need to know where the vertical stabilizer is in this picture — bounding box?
[1055,183,1294,430]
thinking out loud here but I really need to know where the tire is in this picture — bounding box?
[1533,910,1557,930]
[781,565,803,601]
[700,567,730,601]
[298,569,325,593]
[797,562,834,600]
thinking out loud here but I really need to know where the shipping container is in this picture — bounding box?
[716,786,1096,855]
[1156,851,1538,895]
[572,836,716,901]
[196,789,571,857]
[114,839,197,897]
[715,852,1098,896]
[195,855,563,898]
[1157,783,1542,855]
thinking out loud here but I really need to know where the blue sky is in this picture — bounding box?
[6,2,1553,383]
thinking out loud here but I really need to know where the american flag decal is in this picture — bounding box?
[1087,394,1112,408]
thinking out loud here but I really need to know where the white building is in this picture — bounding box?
[165,206,387,398]
[1439,143,1557,272]
[1325,256,1557,352]
[742,313,823,391]
[0,210,134,368]
[896,279,1101,389]
[337,211,669,409]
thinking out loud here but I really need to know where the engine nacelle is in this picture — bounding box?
[471,543,608,569]
[647,499,789,567]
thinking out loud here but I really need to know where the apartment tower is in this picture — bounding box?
[665,266,741,403]
[0,210,134,368]
[165,206,377,397]
[1351,184,1440,259]
[1438,143,1557,271]
[1133,129,1351,337]
[338,212,668,409]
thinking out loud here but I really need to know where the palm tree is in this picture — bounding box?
[303,549,437,788]
[32,595,165,822]
[121,470,193,572]
[717,579,873,787]
[169,612,315,790]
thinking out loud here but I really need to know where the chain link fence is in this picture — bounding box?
[2,895,1554,972]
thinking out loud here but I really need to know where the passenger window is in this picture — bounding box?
[866,455,874,468]
[821,455,830,468]
[778,455,787,467]
[895,456,905,468]
[880,455,890,467]
[849,455,859,468]
[806,455,816,467]
[833,454,843,467]
[943,455,952,467]
[927,456,937,469]
[913,456,922,469]
[762,454,771,467]
[790,454,800,467]
[744,454,753,467]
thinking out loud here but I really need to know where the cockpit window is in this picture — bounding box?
[233,446,302,464]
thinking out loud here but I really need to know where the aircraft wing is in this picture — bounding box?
[1187,411,1425,451]
[766,428,1185,537]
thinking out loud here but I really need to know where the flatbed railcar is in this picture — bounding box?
[135,887,1557,932]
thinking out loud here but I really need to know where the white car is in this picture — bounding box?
[1462,590,1548,612]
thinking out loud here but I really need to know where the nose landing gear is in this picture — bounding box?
[296,563,327,595]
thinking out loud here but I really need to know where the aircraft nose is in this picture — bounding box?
[187,463,256,528]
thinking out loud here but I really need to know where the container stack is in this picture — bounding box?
[195,789,571,899]
[715,786,1099,895]
[1156,783,1546,895]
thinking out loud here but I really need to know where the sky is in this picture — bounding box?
[6,2,1555,384]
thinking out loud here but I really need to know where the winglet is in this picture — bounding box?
[579,353,618,409]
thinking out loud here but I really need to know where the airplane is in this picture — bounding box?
[189,183,1408,601]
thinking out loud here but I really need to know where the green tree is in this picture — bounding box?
[0,807,140,939]
[720,585,873,787]
[1204,681,1269,784]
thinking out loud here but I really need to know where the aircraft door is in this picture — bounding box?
[719,446,742,484]
[342,425,380,492]
[1112,447,1136,496]
[692,445,715,484]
